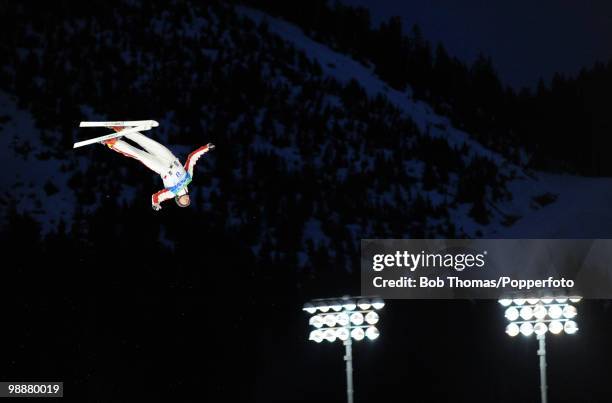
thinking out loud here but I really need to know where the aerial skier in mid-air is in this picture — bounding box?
[74,120,214,211]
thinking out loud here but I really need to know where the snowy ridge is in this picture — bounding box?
[235,6,612,240]
[237,6,511,170]
[234,5,534,239]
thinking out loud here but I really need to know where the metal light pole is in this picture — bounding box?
[344,337,354,403]
[303,296,384,403]
[537,334,547,403]
[499,296,580,403]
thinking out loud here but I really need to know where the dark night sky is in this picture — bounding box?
[342,0,612,89]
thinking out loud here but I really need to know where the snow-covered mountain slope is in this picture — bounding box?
[233,6,564,236]
[235,7,612,239]
[237,6,512,169]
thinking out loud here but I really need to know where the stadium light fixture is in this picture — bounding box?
[499,296,581,403]
[303,296,385,403]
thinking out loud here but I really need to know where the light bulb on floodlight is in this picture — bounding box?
[527,298,540,305]
[324,329,337,342]
[513,298,526,306]
[499,299,512,307]
[357,299,371,310]
[324,314,337,327]
[555,298,568,303]
[505,307,520,321]
[309,330,324,343]
[350,312,364,325]
[336,327,350,341]
[317,302,330,313]
[533,305,547,320]
[330,301,343,312]
[342,300,357,311]
[540,298,554,304]
[564,321,578,334]
[520,306,534,320]
[548,305,563,319]
[520,322,534,336]
[371,298,385,310]
[310,315,324,328]
[506,323,520,337]
[548,320,563,334]
[336,313,350,327]
[365,311,379,325]
[303,303,317,314]
[562,305,577,319]
[534,322,548,336]
[365,326,380,340]
[351,328,365,341]
[569,296,582,303]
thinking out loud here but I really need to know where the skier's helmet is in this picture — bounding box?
[175,188,191,208]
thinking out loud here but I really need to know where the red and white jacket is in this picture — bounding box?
[151,144,214,206]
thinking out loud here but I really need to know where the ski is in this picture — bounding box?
[73,125,152,149]
[79,120,159,128]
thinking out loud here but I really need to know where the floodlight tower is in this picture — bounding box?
[303,296,385,403]
[499,296,581,403]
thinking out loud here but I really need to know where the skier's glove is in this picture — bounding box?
[152,203,162,211]
[206,143,215,151]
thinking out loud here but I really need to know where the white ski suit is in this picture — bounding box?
[104,129,213,209]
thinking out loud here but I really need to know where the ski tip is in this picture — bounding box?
[78,120,159,128]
